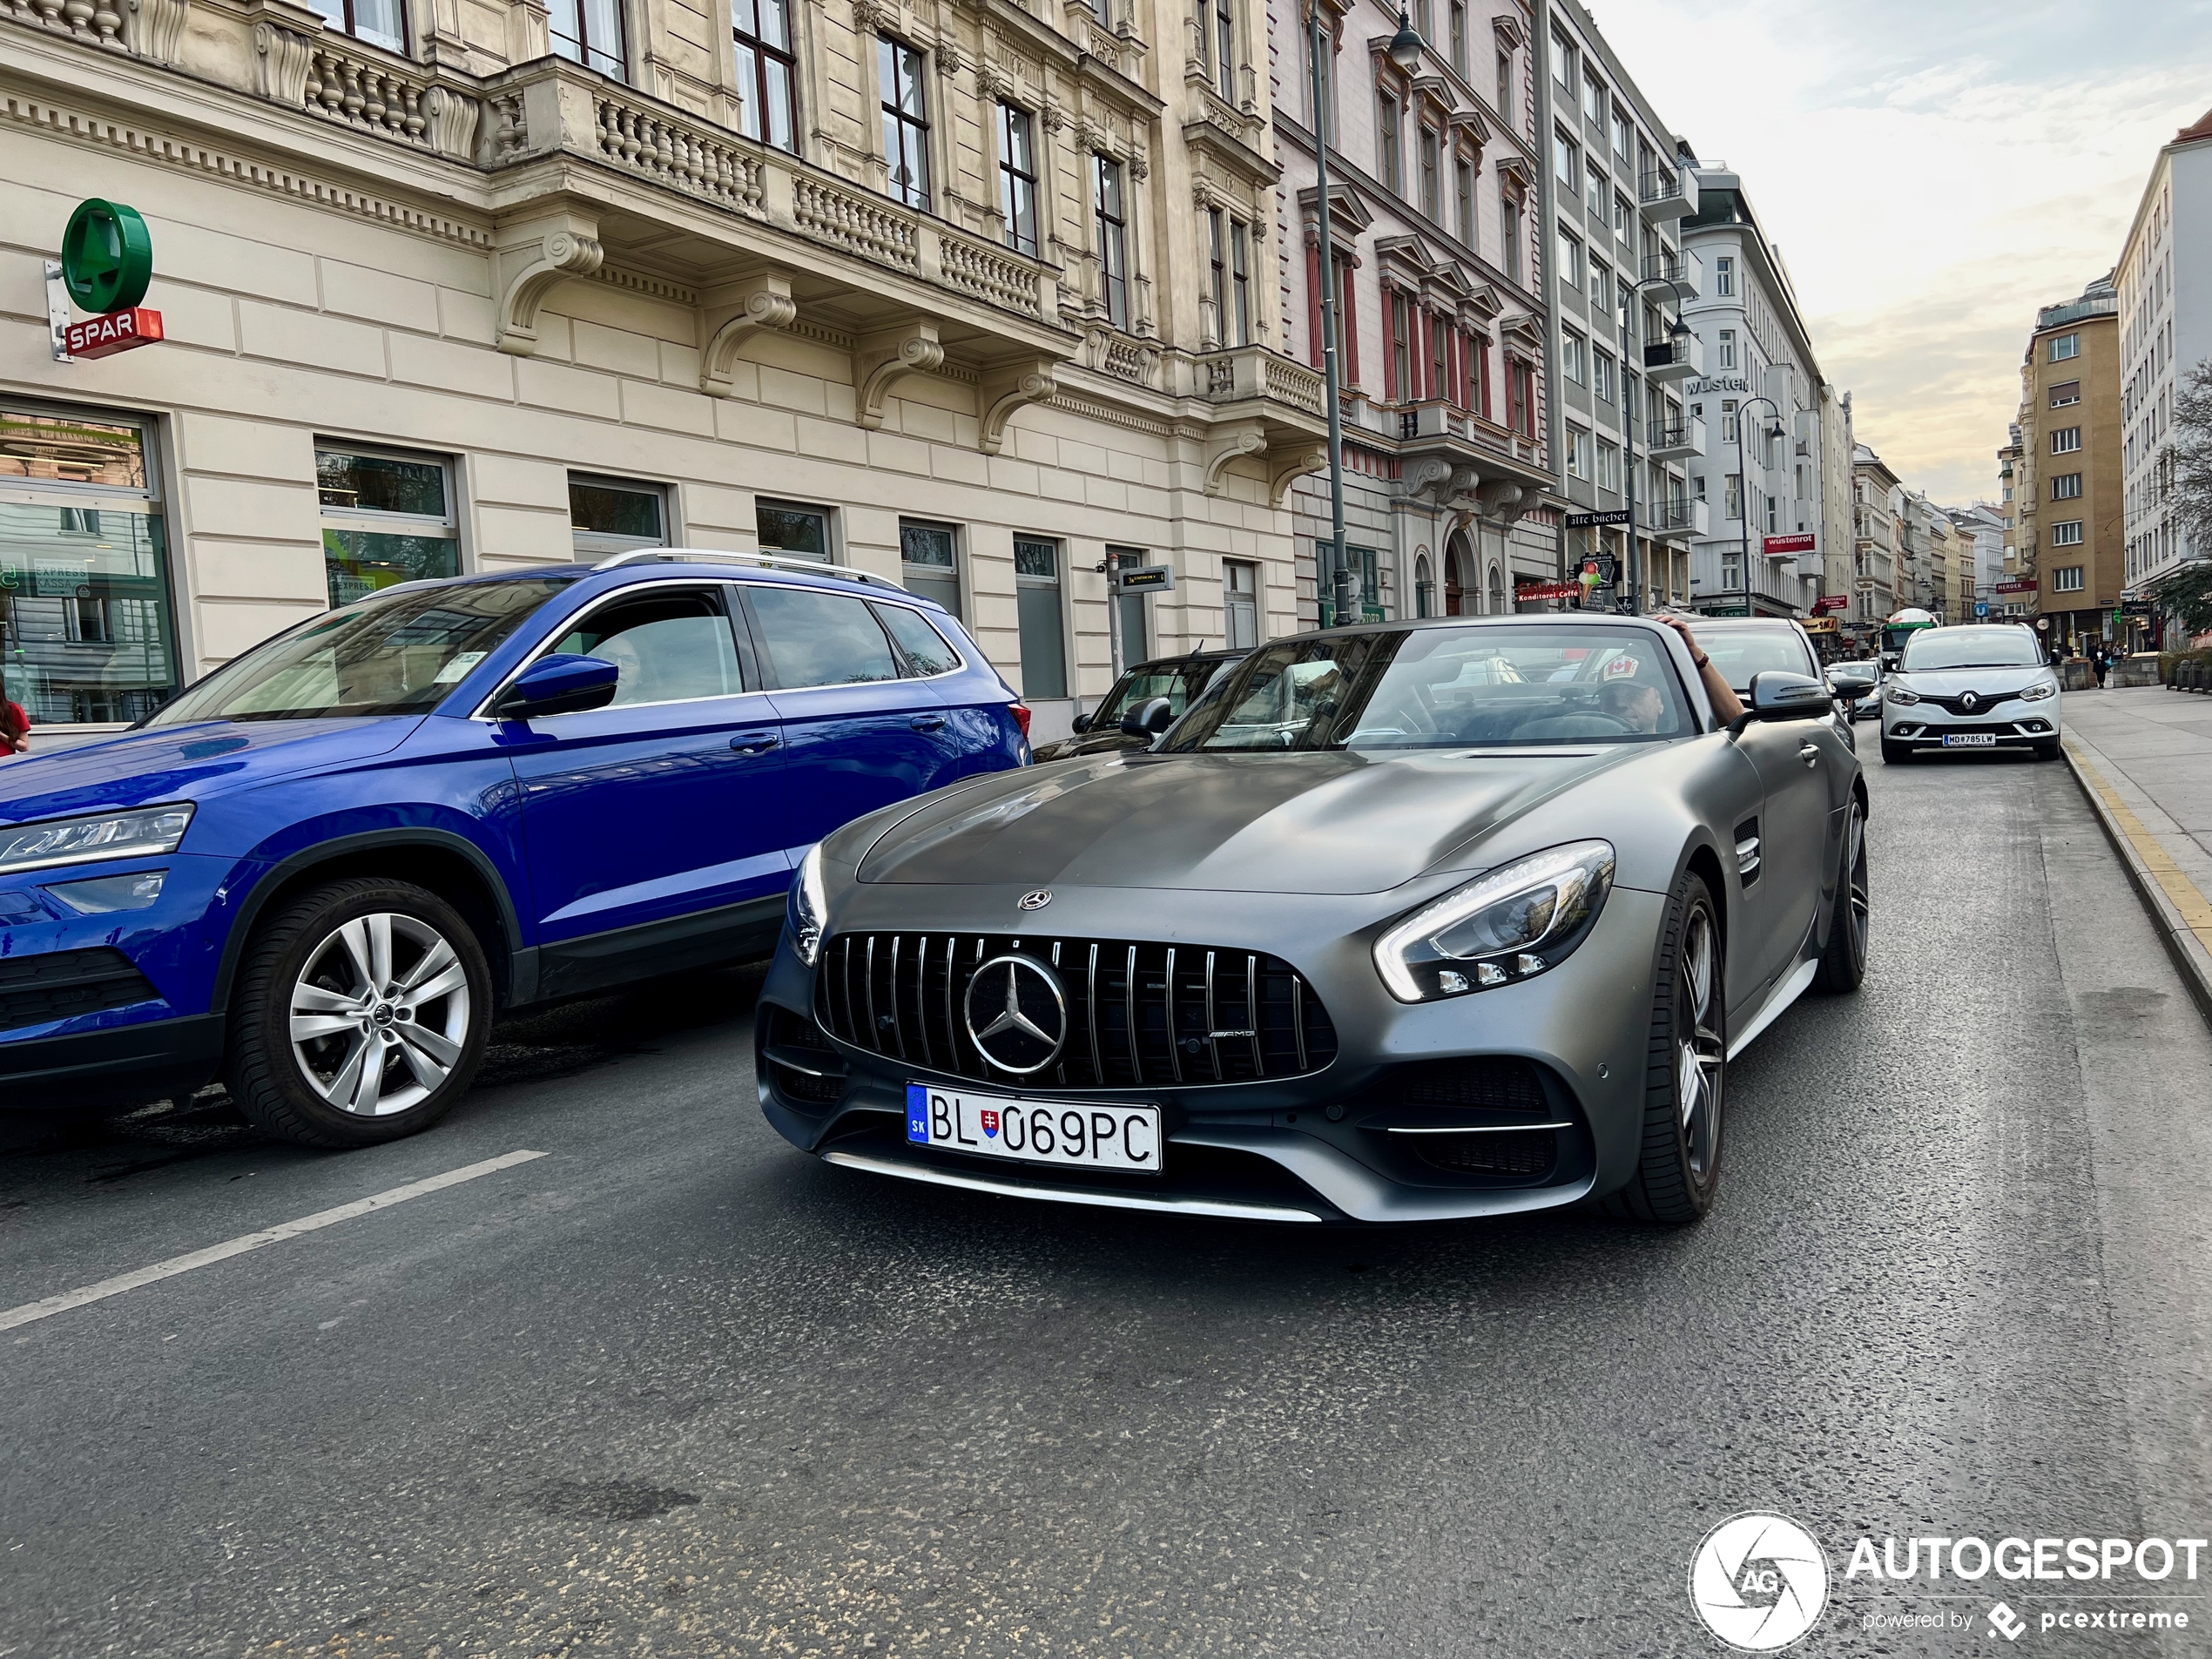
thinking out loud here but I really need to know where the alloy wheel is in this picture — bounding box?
[287,912,473,1116]
[1675,905,1723,1180]
[1844,801,1869,970]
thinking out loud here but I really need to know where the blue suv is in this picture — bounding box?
[0,552,1029,1147]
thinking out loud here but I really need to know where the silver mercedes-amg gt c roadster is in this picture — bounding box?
[756,613,1868,1226]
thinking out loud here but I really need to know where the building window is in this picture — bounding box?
[307,0,406,53]
[1590,258,1610,313]
[1414,553,1434,618]
[1108,543,1150,660]
[1501,197,1521,282]
[757,498,831,560]
[1553,129,1577,192]
[1596,438,1621,491]
[548,0,623,78]
[1013,535,1067,698]
[1720,399,1737,442]
[1447,0,1466,76]
[0,403,180,725]
[1718,328,1737,370]
[1495,51,1512,121]
[1430,311,1448,399]
[1224,557,1259,648]
[732,0,796,152]
[1586,165,1605,219]
[1613,192,1631,240]
[1095,155,1130,330]
[1724,472,1743,521]
[1420,125,1441,219]
[2051,472,2083,501]
[1550,28,1573,90]
[1379,92,1403,192]
[1557,227,1582,289]
[878,35,931,209]
[1564,424,1589,479]
[1715,255,1735,297]
[2049,332,2080,362]
[1593,350,1615,405]
[2054,563,2085,591]
[316,444,457,608]
[900,518,961,616]
[1390,291,1412,398]
[1230,219,1251,347]
[2051,521,2084,548]
[1583,74,1603,125]
[998,103,1040,256]
[1561,327,1585,384]
[570,473,667,558]
[2051,427,2082,454]
[1455,158,1475,244]
[2050,380,2081,407]
[1612,105,1630,160]
[1509,358,1534,436]
[1205,0,1237,101]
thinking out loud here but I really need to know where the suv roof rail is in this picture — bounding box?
[590,547,905,590]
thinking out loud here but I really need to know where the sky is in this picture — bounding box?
[1590,0,2212,505]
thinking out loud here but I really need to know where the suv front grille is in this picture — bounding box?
[815,932,1338,1090]
[0,948,160,1035]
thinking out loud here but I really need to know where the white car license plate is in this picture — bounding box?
[1941,732,1998,747]
[907,1083,1162,1175]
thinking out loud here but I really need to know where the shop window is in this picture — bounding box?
[570,473,668,559]
[899,518,961,617]
[316,444,458,608]
[758,499,831,561]
[1015,535,1068,698]
[0,403,180,727]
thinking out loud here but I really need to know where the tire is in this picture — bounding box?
[2033,738,2062,762]
[225,878,491,1149]
[1605,872,1725,1225]
[1880,738,1911,764]
[1813,794,1868,994]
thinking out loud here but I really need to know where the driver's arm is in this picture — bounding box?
[1655,617,1746,725]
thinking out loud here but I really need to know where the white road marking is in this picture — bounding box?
[0,1149,547,1333]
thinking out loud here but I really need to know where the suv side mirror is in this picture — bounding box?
[1121,696,1176,738]
[1748,670,1833,722]
[493,652,621,720]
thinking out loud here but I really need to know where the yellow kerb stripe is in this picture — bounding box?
[2067,740,2212,953]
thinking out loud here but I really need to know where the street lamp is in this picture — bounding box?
[1386,9,1425,69]
[1733,394,1787,615]
[1618,286,1689,616]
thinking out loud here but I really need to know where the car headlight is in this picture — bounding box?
[2020,679,2058,701]
[1885,685,1921,705]
[1373,840,1615,1002]
[790,841,828,967]
[0,805,193,874]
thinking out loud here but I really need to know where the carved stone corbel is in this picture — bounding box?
[125,0,188,65]
[1402,455,1455,501]
[1476,478,1530,523]
[1203,424,1267,496]
[251,8,321,104]
[1269,442,1329,506]
[699,273,799,397]
[853,319,944,428]
[423,85,480,162]
[494,215,604,356]
[978,357,1058,455]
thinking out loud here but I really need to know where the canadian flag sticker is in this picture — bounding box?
[980,1109,1000,1138]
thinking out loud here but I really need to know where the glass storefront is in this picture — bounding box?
[0,405,180,725]
[317,444,458,607]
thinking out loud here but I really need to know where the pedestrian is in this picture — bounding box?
[0,695,28,759]
[2093,646,2109,689]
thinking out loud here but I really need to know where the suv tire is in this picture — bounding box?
[226,878,491,1149]
[1605,870,1724,1225]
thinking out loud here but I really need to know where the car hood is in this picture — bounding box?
[1030,730,1146,763]
[857,746,1643,895]
[1892,666,2049,692]
[0,718,420,826]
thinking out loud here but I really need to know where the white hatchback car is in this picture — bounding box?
[1880,623,2062,763]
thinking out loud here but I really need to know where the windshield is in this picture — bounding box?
[1899,627,2043,671]
[1160,625,1695,752]
[1700,629,1815,693]
[1094,659,1223,726]
[147,577,573,725]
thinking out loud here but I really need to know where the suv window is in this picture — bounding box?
[873,603,961,676]
[751,585,901,687]
[551,588,746,705]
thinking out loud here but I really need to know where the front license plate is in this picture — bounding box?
[907,1083,1162,1175]
[1941,732,1999,747]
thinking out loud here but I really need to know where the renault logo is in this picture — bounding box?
[964,954,1068,1074]
[1960,691,1980,711]
[1018,889,1052,911]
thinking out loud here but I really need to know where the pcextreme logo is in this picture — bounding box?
[1689,1512,1831,1651]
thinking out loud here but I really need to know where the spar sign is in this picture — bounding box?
[48,199,165,363]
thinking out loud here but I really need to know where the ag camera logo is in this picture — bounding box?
[1689,1512,1830,1651]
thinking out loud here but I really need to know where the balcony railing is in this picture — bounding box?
[1639,164,1697,221]
[1641,247,1703,300]
[1645,415,1704,461]
[1642,332,1705,382]
[1198,346,1326,416]
[1395,398,1543,469]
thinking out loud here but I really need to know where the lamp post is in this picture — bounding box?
[1618,285,1689,616]
[1733,394,1786,617]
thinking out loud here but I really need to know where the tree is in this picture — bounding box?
[2147,360,2212,637]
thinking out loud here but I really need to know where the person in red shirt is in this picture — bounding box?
[0,697,30,757]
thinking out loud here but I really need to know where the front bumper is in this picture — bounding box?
[1882,699,2058,749]
[752,880,1669,1224]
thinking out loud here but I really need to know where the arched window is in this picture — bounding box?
[1443,537,1467,615]
[1487,564,1506,614]
[1414,555,1434,618]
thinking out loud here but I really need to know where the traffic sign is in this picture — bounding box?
[61,199,153,314]
[1974,602,1989,617]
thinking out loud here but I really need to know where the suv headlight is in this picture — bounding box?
[790,841,828,967]
[1374,840,1615,1002]
[0,805,194,874]
[2020,679,2058,701]
[1884,685,1920,705]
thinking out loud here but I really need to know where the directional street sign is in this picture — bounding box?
[1113,565,1175,595]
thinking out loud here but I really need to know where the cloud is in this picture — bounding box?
[1587,0,2212,501]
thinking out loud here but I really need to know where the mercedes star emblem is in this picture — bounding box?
[1018,889,1052,911]
[964,954,1068,1074]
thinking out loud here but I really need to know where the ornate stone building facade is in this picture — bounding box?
[1,0,1326,743]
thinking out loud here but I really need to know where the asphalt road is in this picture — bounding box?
[3,736,2209,1658]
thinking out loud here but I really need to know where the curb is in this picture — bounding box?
[2061,738,2212,1025]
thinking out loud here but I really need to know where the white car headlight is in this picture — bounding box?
[2020,679,2058,701]
[1885,685,1921,705]
[790,841,828,967]
[0,804,193,874]
[1373,840,1615,1003]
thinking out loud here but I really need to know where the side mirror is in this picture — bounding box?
[1121,695,1176,738]
[493,652,621,720]
[1748,670,1833,722]
[1070,711,1092,733]
[1827,666,1877,703]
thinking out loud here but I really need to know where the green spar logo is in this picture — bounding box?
[60,199,153,315]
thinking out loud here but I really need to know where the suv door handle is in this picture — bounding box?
[729,732,780,754]
[910,715,947,732]
[1798,741,1820,768]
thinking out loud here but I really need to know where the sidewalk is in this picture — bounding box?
[2060,685,2212,1016]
